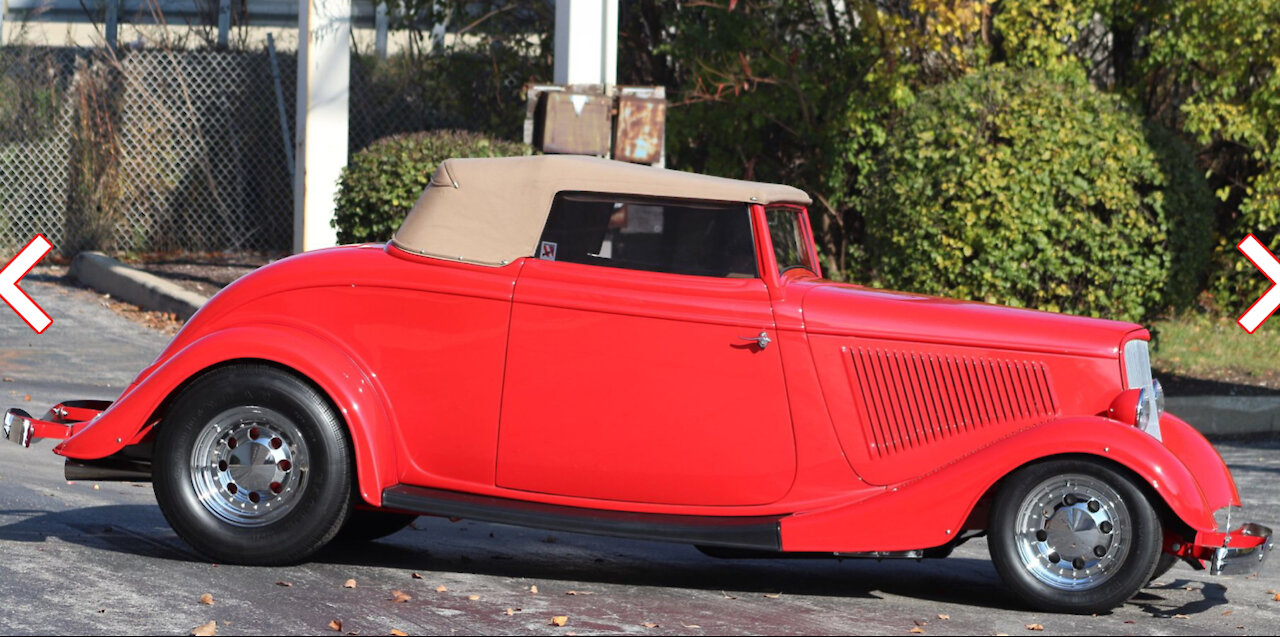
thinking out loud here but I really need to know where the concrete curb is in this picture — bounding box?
[69,251,209,320]
[1167,396,1280,438]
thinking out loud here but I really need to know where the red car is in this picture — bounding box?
[5,156,1272,613]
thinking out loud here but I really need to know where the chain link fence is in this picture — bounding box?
[0,44,434,254]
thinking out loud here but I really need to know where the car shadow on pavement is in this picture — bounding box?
[0,504,200,562]
[1132,579,1229,618]
[312,523,1029,612]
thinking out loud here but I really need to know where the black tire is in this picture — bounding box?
[334,510,417,543]
[989,458,1162,614]
[153,364,353,565]
[1149,552,1178,582]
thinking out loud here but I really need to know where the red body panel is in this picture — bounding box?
[46,219,1240,553]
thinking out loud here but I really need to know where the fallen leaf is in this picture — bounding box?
[763,592,782,599]
[190,621,217,636]
[391,590,412,603]
[390,631,407,636]
[328,619,343,631]
[530,585,539,594]
[505,608,516,616]
[23,394,30,401]
[1274,593,1280,602]
[1123,620,1135,624]
[721,591,738,600]
[914,619,928,627]
[549,616,569,627]
[343,579,357,589]
[565,590,594,596]
[1173,614,1190,619]
[643,622,660,629]
[1026,625,1044,631]
[275,581,293,587]
[3,377,14,382]
[681,625,701,629]
[411,573,423,580]
[199,593,214,605]
[467,595,480,601]
[937,614,950,620]
[909,628,925,635]
[92,484,100,490]
[435,585,448,593]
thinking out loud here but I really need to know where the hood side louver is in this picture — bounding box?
[846,347,1059,458]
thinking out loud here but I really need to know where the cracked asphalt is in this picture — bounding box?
[0,272,1278,635]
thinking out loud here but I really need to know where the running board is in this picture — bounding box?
[381,485,783,551]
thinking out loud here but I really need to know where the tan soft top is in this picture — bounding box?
[391,155,811,266]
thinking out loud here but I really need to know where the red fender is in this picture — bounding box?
[54,323,398,506]
[779,416,1228,552]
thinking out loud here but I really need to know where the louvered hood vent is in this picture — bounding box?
[847,347,1058,457]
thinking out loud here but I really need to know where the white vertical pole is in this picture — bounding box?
[554,0,617,86]
[217,0,231,49]
[294,0,350,253]
[375,2,388,60]
[0,0,7,46]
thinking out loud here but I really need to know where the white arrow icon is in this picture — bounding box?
[1237,234,1280,333]
[0,234,53,334]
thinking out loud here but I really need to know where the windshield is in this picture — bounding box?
[765,206,817,275]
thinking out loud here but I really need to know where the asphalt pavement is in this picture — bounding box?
[0,272,1278,635]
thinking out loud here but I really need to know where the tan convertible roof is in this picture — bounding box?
[391,155,812,266]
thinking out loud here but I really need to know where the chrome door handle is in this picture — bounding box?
[739,331,771,349]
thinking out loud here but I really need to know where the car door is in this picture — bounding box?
[495,193,797,507]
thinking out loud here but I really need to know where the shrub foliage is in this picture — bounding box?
[861,67,1170,322]
[333,130,528,244]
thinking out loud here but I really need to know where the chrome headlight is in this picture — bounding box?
[1123,340,1162,440]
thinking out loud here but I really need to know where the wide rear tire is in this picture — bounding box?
[153,364,353,565]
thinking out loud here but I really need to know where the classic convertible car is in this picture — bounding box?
[5,155,1272,613]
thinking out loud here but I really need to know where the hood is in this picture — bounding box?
[801,281,1146,359]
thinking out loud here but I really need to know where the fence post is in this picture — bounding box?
[294,0,350,253]
[375,3,388,60]
[217,0,231,49]
[553,0,618,86]
[105,0,119,52]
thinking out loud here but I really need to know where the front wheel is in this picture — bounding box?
[989,459,1162,614]
[153,364,354,565]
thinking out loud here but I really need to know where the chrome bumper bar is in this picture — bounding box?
[3,409,34,447]
[1209,523,1274,576]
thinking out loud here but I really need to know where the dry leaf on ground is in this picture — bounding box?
[1223,609,1234,616]
[390,630,408,636]
[549,616,569,627]
[467,595,481,601]
[763,593,782,599]
[721,591,738,599]
[505,608,516,616]
[1273,593,1280,602]
[275,581,293,587]
[913,620,928,627]
[435,585,448,593]
[566,590,594,595]
[411,573,423,580]
[530,585,539,594]
[391,590,412,603]
[909,628,925,635]
[937,614,950,620]
[199,593,214,605]
[642,622,660,628]
[1173,614,1190,619]
[190,621,217,636]
[343,579,357,589]
[681,625,701,629]
[1025,624,1044,631]
[328,619,343,631]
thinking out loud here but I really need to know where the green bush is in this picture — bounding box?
[1142,123,1215,309]
[333,130,528,244]
[860,66,1170,322]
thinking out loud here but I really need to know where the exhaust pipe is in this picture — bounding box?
[64,458,152,482]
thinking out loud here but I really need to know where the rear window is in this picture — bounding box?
[536,193,758,278]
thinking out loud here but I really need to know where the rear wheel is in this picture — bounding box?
[153,364,353,565]
[989,458,1162,613]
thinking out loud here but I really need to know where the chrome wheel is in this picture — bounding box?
[189,405,310,528]
[1013,474,1132,591]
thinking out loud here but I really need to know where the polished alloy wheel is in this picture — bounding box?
[189,405,310,527]
[1013,474,1131,591]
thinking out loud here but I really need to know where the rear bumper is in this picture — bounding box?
[4,401,111,447]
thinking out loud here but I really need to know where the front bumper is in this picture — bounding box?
[1173,523,1274,577]
[4,401,110,447]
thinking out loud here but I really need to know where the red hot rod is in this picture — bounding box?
[5,155,1272,613]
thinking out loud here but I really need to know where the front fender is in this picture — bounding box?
[780,416,1226,552]
[54,324,397,506]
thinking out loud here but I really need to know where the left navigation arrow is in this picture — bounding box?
[0,235,54,334]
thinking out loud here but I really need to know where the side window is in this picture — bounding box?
[765,206,817,274]
[537,193,758,278]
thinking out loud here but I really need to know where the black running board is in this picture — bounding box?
[382,485,783,551]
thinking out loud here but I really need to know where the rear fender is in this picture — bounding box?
[54,324,397,506]
[780,416,1220,552]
